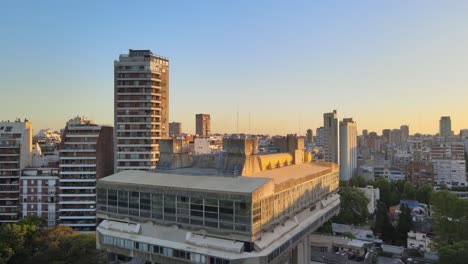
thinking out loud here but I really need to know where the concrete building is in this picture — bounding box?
[169,122,182,138]
[96,137,340,264]
[405,162,434,187]
[357,186,380,214]
[20,168,59,227]
[315,127,325,147]
[431,143,466,186]
[196,113,211,137]
[407,231,432,252]
[114,49,169,171]
[59,116,114,232]
[390,129,402,146]
[382,129,391,144]
[439,116,452,138]
[339,118,357,181]
[400,125,409,142]
[0,120,32,223]
[323,110,339,164]
[306,129,313,144]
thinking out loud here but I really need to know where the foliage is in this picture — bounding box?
[395,204,412,246]
[373,200,395,243]
[316,220,332,234]
[415,183,433,204]
[334,187,369,225]
[438,240,468,264]
[401,181,415,200]
[349,176,368,188]
[430,190,468,249]
[0,216,106,264]
[342,231,356,239]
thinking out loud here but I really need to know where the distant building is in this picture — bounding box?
[400,125,409,142]
[315,126,325,147]
[58,116,114,232]
[357,186,380,214]
[195,113,211,136]
[431,143,466,186]
[169,122,182,137]
[339,118,357,181]
[390,129,402,146]
[0,120,32,223]
[382,129,391,144]
[114,49,169,171]
[20,168,59,227]
[96,137,340,264]
[324,110,339,164]
[405,162,434,187]
[439,116,452,138]
[306,128,313,144]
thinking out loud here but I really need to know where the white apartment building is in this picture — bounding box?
[0,120,32,223]
[20,168,58,227]
[59,116,114,231]
[339,118,357,181]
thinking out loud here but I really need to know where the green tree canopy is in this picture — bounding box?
[401,181,416,200]
[349,176,368,188]
[415,183,433,204]
[430,190,468,249]
[373,200,395,243]
[334,187,369,225]
[439,240,468,264]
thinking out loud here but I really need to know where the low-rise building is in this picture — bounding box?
[407,231,432,252]
[20,168,59,227]
[96,137,340,264]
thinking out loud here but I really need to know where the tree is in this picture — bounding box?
[372,177,392,207]
[334,187,369,225]
[415,183,433,204]
[401,181,416,200]
[395,204,412,246]
[430,190,468,249]
[373,200,395,243]
[349,176,368,188]
[439,240,468,264]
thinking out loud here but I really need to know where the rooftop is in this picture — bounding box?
[98,170,270,194]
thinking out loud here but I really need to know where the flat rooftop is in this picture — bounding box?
[98,170,270,194]
[249,162,333,185]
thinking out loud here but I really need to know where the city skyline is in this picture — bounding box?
[1,1,468,134]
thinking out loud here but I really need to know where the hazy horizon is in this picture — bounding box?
[1,1,467,135]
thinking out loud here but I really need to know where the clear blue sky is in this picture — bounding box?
[1,1,468,135]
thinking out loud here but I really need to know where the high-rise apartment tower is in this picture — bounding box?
[323,110,339,164]
[439,116,452,138]
[114,49,169,171]
[195,114,211,136]
[339,118,357,181]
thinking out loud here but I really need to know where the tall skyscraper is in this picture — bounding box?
[382,129,391,144]
[339,118,357,181]
[114,49,169,171]
[195,114,211,136]
[0,119,32,223]
[400,125,409,142]
[169,122,182,137]
[315,127,325,147]
[439,116,452,138]
[323,110,339,164]
[306,128,313,144]
[58,116,114,232]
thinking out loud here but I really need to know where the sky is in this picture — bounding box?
[1,1,467,135]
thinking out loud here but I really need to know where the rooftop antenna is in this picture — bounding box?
[236,104,239,135]
[249,112,251,136]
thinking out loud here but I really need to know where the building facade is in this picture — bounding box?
[405,162,434,187]
[96,138,340,264]
[114,49,169,171]
[339,118,357,181]
[431,143,466,186]
[169,122,182,138]
[323,110,339,164]
[0,120,32,223]
[196,114,211,137]
[58,116,114,231]
[20,168,59,227]
[439,116,452,138]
